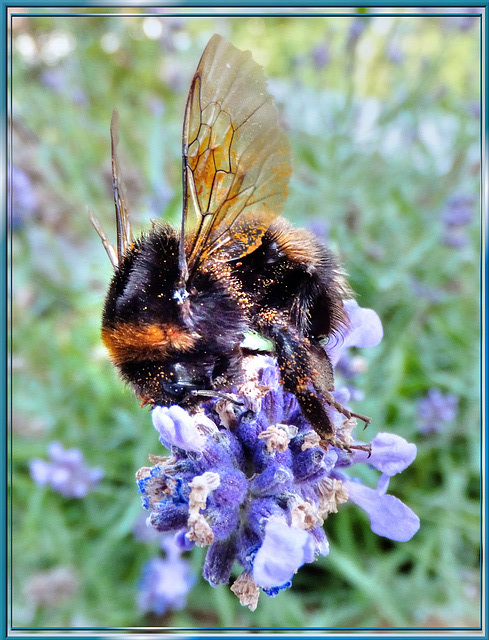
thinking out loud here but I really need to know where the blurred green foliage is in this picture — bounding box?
[10,10,480,630]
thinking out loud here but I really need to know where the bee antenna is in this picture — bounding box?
[88,207,118,269]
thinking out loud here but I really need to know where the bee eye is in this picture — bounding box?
[162,363,212,400]
[162,381,188,399]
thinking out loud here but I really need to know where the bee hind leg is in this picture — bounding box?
[321,389,371,429]
[263,319,371,451]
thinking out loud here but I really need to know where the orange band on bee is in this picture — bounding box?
[102,322,196,365]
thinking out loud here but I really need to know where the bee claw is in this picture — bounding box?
[350,442,372,457]
[319,438,372,456]
[350,412,371,429]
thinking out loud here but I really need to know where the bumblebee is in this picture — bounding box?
[91,34,370,448]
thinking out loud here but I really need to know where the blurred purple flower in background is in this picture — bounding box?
[311,43,330,70]
[138,536,194,617]
[468,101,480,119]
[417,388,459,434]
[137,301,418,610]
[335,350,368,380]
[29,442,103,498]
[10,166,37,229]
[308,218,330,243]
[442,194,475,227]
[452,9,479,32]
[40,68,88,105]
[440,193,476,248]
[133,513,165,545]
[386,40,404,65]
[346,16,368,51]
[408,277,444,304]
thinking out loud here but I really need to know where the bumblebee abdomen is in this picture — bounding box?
[101,321,198,367]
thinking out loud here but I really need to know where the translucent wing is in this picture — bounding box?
[111,108,133,264]
[181,34,292,279]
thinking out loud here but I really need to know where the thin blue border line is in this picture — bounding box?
[5,4,486,638]
[5,9,486,15]
[482,2,486,635]
[3,2,488,7]
[5,5,11,640]
[6,6,485,638]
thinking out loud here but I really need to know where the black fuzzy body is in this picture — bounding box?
[102,218,350,443]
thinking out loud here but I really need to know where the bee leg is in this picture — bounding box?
[320,390,371,429]
[289,391,354,452]
[265,322,340,445]
[265,320,370,451]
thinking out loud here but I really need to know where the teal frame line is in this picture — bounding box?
[4,3,487,638]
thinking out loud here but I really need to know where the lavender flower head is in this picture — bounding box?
[137,301,419,610]
[30,442,104,498]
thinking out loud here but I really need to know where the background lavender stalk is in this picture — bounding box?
[417,388,459,434]
[29,442,104,498]
[137,536,195,616]
[137,301,419,610]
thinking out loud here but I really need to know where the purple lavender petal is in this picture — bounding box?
[152,405,206,452]
[149,504,189,532]
[246,498,285,540]
[160,534,184,560]
[327,300,383,366]
[376,473,391,496]
[352,433,417,476]
[203,537,238,586]
[211,469,248,508]
[442,229,468,248]
[344,480,420,542]
[205,505,241,541]
[252,516,316,589]
[249,464,294,498]
[258,357,281,389]
[292,447,335,482]
[173,530,195,552]
[309,525,330,557]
